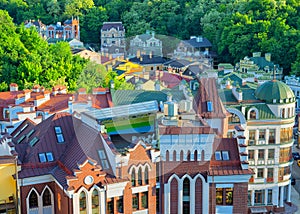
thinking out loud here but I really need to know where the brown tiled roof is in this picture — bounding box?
[193,78,227,118]
[159,126,217,135]
[209,137,252,176]
[74,92,113,109]
[13,112,115,188]
[37,94,72,113]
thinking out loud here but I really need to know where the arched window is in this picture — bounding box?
[173,150,176,161]
[194,150,198,161]
[183,178,190,214]
[229,113,240,123]
[250,110,256,119]
[201,150,205,161]
[92,189,99,213]
[131,168,136,186]
[187,151,191,161]
[42,188,51,206]
[180,150,184,161]
[166,150,169,161]
[281,108,285,118]
[29,191,38,208]
[79,191,87,213]
[144,166,149,185]
[138,168,142,185]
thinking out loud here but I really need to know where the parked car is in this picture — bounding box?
[292,152,300,160]
[291,177,296,185]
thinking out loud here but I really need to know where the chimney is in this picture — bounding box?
[68,96,73,114]
[10,83,18,92]
[136,50,141,58]
[265,53,271,62]
[252,52,261,57]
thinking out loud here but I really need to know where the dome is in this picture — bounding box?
[255,80,295,103]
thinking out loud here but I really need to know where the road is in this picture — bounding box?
[292,159,300,194]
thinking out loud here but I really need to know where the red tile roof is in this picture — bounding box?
[209,137,253,176]
[193,78,227,118]
[37,94,72,113]
[159,126,217,135]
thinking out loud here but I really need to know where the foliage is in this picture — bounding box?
[0,10,87,91]
[0,0,300,75]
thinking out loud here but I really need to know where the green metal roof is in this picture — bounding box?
[229,103,277,120]
[111,88,186,106]
[255,80,295,103]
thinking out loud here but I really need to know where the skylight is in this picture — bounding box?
[17,135,26,144]
[38,152,54,163]
[54,126,65,143]
[207,101,213,112]
[27,129,35,138]
[13,123,29,138]
[29,137,39,147]
[98,150,109,169]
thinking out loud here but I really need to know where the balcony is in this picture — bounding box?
[254,178,265,183]
[257,159,265,165]
[266,177,274,183]
[283,174,291,181]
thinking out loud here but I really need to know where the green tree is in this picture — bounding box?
[76,61,108,92]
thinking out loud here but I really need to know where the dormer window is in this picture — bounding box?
[215,151,230,161]
[207,101,213,112]
[54,126,65,143]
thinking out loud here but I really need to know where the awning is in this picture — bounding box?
[250,207,268,213]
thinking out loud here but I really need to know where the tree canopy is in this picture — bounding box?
[0,0,299,74]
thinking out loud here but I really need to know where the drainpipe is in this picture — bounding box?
[15,155,21,214]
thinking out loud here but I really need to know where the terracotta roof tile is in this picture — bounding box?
[193,78,227,118]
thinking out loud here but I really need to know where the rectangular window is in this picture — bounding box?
[132,193,139,211]
[216,188,223,205]
[98,150,106,159]
[107,199,114,214]
[268,149,275,159]
[141,192,148,209]
[249,130,256,140]
[54,126,65,143]
[267,189,272,204]
[257,168,264,178]
[39,152,54,163]
[222,151,229,160]
[39,153,47,163]
[216,188,233,205]
[259,129,265,139]
[17,135,26,144]
[258,149,264,159]
[207,101,213,112]
[117,197,123,213]
[46,152,54,162]
[254,190,265,205]
[269,129,275,144]
[27,129,35,138]
[215,151,222,160]
[248,191,251,206]
[248,150,254,159]
[29,137,39,147]
[267,168,273,178]
[101,160,109,169]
